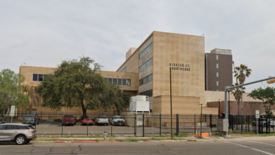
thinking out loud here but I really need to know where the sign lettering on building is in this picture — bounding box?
[169,63,191,71]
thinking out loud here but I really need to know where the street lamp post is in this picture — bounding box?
[169,67,173,139]
[199,103,203,138]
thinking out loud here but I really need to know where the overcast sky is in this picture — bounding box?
[1,0,275,92]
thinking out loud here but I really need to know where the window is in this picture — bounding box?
[216,55,219,60]
[139,74,153,86]
[120,67,126,72]
[105,78,131,86]
[113,78,117,85]
[17,126,29,129]
[216,63,219,69]
[216,72,219,77]
[216,81,219,86]
[118,79,122,85]
[139,42,153,59]
[139,89,153,97]
[122,79,126,85]
[6,125,17,130]
[33,74,46,81]
[33,74,38,81]
[139,58,153,72]
[126,79,131,86]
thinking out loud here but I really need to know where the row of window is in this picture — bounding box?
[139,74,153,86]
[139,42,153,59]
[120,67,126,72]
[139,89,153,97]
[139,58,153,72]
[33,74,46,81]
[104,78,131,86]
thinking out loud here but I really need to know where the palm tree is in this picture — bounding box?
[230,83,245,116]
[234,64,252,84]
[233,64,252,115]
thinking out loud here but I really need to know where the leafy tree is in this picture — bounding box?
[100,83,130,115]
[0,69,28,113]
[233,64,252,115]
[248,87,275,116]
[21,82,41,114]
[36,57,106,117]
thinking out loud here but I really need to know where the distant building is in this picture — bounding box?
[205,48,233,91]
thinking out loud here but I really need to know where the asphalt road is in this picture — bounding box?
[2,137,275,155]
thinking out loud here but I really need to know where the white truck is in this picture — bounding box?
[110,115,125,126]
[95,115,109,126]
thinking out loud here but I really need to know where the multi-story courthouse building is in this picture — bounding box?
[19,31,262,115]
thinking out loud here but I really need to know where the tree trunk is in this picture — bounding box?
[81,99,87,117]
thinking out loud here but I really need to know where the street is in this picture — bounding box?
[1,137,275,155]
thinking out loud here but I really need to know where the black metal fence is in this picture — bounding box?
[2,112,274,136]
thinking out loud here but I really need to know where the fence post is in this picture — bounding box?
[210,114,212,132]
[176,114,179,136]
[241,115,243,134]
[35,112,37,129]
[159,114,161,136]
[142,113,145,137]
[134,114,136,137]
[87,116,88,137]
[61,113,64,137]
[232,115,234,131]
[111,121,113,137]
[194,114,196,134]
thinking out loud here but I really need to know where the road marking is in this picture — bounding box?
[225,141,274,155]
[249,141,275,147]
[42,132,47,136]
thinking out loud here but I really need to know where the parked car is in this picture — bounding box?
[62,114,76,126]
[81,116,93,125]
[110,115,125,126]
[95,115,108,125]
[22,113,40,125]
[0,123,36,145]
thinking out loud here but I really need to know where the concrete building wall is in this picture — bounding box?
[152,31,205,105]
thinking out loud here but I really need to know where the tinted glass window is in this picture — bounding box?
[122,79,126,85]
[33,74,38,81]
[113,78,117,85]
[0,125,6,130]
[17,125,29,129]
[38,74,44,81]
[6,125,17,130]
[25,114,35,117]
[99,115,107,118]
[118,79,122,85]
